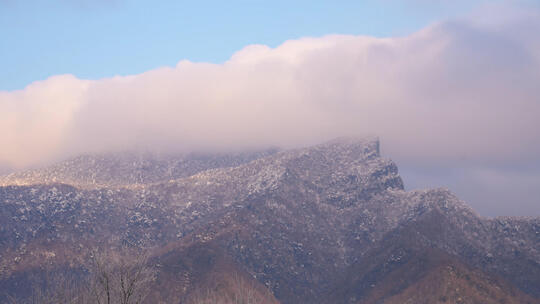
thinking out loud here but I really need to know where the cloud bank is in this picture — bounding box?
[1,4,539,215]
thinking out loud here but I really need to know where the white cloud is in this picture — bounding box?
[1,5,539,188]
[0,75,90,167]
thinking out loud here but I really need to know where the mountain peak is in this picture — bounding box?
[315,136,380,158]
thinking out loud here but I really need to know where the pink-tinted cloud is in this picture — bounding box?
[1,5,539,173]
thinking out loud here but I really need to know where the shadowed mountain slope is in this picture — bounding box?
[0,138,538,303]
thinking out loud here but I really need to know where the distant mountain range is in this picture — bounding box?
[0,138,538,303]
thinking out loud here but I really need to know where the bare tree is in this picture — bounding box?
[6,249,275,304]
[88,247,156,304]
[7,246,155,304]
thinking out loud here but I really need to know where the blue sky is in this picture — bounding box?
[1,0,487,91]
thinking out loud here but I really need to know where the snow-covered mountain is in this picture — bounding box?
[0,138,538,303]
[0,150,278,188]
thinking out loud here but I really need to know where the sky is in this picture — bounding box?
[1,0,540,216]
[1,0,491,91]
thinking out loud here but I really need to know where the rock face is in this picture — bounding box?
[0,138,538,303]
